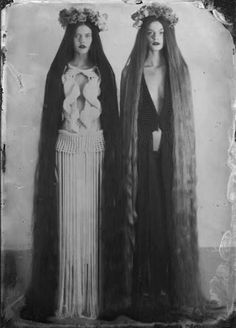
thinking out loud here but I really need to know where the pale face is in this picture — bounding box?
[146,21,164,52]
[73,24,92,55]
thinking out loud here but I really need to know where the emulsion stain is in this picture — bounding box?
[1,144,6,173]
[1,0,14,10]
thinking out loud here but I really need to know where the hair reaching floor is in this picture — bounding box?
[21,22,121,322]
[120,16,203,314]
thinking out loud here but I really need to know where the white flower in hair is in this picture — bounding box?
[59,7,108,32]
[131,2,178,29]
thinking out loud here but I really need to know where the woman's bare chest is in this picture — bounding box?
[144,66,166,112]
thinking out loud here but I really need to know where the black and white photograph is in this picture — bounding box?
[1,0,236,327]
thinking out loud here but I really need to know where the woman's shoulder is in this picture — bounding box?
[93,66,101,79]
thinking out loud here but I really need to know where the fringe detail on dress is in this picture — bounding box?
[55,130,104,319]
[56,129,104,153]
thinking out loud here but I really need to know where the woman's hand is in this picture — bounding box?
[152,129,162,151]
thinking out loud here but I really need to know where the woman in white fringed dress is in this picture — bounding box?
[22,7,120,322]
[56,59,104,319]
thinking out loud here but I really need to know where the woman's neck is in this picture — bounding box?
[70,53,92,69]
[144,50,165,68]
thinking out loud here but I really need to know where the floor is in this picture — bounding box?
[1,248,236,328]
[3,305,236,328]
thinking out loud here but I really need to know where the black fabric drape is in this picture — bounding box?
[120,65,202,320]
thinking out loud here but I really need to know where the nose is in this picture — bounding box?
[152,33,158,41]
[79,35,85,43]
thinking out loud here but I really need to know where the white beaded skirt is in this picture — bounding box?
[55,129,104,319]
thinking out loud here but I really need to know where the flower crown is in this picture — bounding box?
[131,3,178,28]
[58,7,108,31]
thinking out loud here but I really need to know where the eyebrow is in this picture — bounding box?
[75,32,92,36]
[147,28,164,32]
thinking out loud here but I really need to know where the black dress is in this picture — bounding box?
[132,75,173,320]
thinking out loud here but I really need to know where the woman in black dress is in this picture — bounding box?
[120,3,202,321]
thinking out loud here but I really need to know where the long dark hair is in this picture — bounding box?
[22,21,119,322]
[120,16,201,310]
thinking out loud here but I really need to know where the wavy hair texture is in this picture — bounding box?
[22,21,120,322]
[120,16,202,311]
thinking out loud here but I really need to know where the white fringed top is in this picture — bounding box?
[61,63,102,134]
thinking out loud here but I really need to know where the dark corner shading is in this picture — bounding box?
[0,0,14,11]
